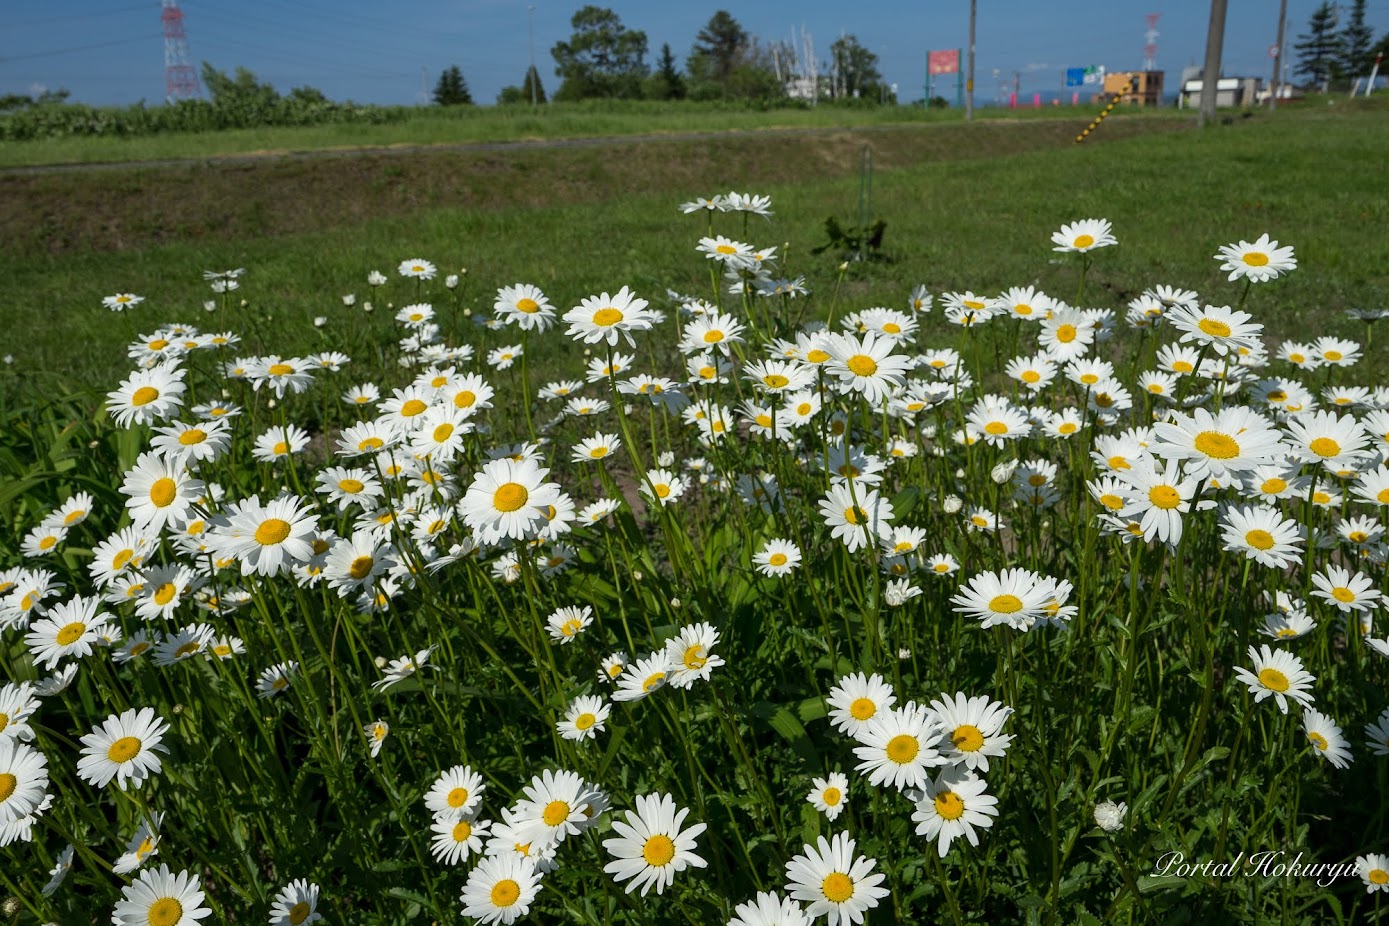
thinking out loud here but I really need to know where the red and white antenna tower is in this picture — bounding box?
[162,0,202,101]
[1143,13,1160,71]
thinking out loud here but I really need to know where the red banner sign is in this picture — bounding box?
[928,50,960,76]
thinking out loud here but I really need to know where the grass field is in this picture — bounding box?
[2,103,1386,399]
[0,99,1178,169]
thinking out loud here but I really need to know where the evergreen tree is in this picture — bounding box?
[1294,2,1345,89]
[690,11,747,85]
[522,65,547,104]
[432,66,472,106]
[1340,0,1374,77]
[644,43,686,100]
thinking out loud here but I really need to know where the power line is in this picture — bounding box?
[8,4,150,30]
[0,34,160,64]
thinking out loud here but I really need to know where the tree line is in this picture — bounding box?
[433,7,890,108]
[1295,0,1387,90]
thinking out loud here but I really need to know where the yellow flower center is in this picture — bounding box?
[1371,869,1389,885]
[1308,731,1328,750]
[886,733,920,764]
[1194,431,1240,459]
[1148,485,1182,509]
[822,786,842,805]
[1324,350,1343,361]
[683,644,708,670]
[108,736,142,763]
[0,772,16,803]
[1021,370,1041,383]
[515,297,540,314]
[1198,318,1233,338]
[1242,252,1269,267]
[934,790,966,820]
[272,441,289,456]
[846,354,878,377]
[451,820,473,842]
[1055,324,1077,343]
[806,349,831,364]
[400,399,427,417]
[149,477,177,508]
[348,556,375,580]
[541,800,571,827]
[358,437,384,451]
[148,898,183,926]
[849,697,876,721]
[763,374,789,388]
[1073,234,1095,248]
[490,879,521,907]
[1257,667,1290,692]
[642,672,666,692]
[989,594,1024,614]
[1332,587,1356,603]
[38,535,58,550]
[153,583,178,606]
[174,641,199,658]
[984,421,1008,436]
[952,724,985,752]
[447,786,469,808]
[1309,437,1341,458]
[1245,529,1276,550]
[1261,478,1288,494]
[822,872,855,904]
[643,834,676,866]
[493,482,529,512]
[336,478,365,494]
[56,621,87,646]
[1014,304,1033,315]
[575,712,597,730]
[433,423,455,442]
[255,518,292,545]
[593,307,624,326]
[178,429,207,446]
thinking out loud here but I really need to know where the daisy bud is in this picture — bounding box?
[2,899,19,916]
[363,302,374,314]
[955,468,967,479]
[374,656,387,668]
[88,440,100,449]
[463,308,472,316]
[632,571,643,582]
[240,299,248,307]
[898,648,912,660]
[203,300,216,312]
[838,261,849,272]
[670,598,681,609]
[267,399,277,409]
[314,317,327,328]
[942,495,963,514]
[658,451,676,467]
[368,270,386,286]
[1094,800,1127,832]
[991,461,1019,484]
[445,274,460,289]
[343,294,356,306]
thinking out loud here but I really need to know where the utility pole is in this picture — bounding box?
[1270,0,1287,110]
[966,0,976,121]
[1198,0,1228,127]
[528,4,538,108]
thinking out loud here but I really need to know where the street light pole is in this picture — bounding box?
[1270,0,1288,111]
[528,4,538,109]
[966,0,976,121]
[1198,0,1228,128]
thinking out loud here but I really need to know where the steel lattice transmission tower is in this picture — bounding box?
[162,0,202,101]
[1143,13,1160,71]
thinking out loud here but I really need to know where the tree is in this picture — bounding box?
[551,6,649,101]
[644,43,686,100]
[690,11,747,85]
[498,66,548,105]
[201,64,278,109]
[1340,0,1374,77]
[828,35,890,101]
[432,66,472,106]
[1294,2,1345,89]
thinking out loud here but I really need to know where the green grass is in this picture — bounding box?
[3,105,1386,401]
[0,99,1181,168]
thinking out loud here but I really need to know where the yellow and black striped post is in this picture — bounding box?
[1074,87,1128,143]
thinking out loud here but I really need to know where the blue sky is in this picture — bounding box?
[3,1,1386,106]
